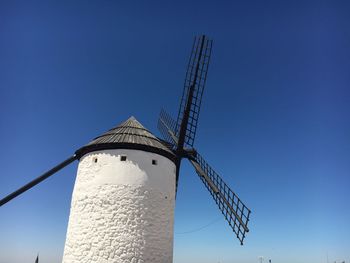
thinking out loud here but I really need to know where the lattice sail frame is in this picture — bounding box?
[190,152,251,245]
[157,35,251,245]
[158,109,178,148]
[175,35,213,147]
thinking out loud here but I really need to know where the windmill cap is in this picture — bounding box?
[75,116,175,162]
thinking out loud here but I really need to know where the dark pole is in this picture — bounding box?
[0,154,77,207]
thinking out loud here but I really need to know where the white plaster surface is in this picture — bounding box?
[62,149,176,263]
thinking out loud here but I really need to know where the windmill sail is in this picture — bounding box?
[158,109,178,147]
[189,152,251,245]
[158,36,250,245]
[175,35,213,148]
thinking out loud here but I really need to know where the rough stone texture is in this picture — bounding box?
[62,149,176,263]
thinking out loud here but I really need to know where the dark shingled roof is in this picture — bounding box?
[75,116,175,162]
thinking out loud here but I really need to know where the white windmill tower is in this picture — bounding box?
[1,35,251,262]
[62,116,177,262]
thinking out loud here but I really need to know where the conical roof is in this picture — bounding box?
[75,116,175,162]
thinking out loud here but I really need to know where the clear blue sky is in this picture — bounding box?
[0,1,349,262]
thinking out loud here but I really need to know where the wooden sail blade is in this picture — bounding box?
[157,109,178,148]
[175,35,213,148]
[189,152,251,245]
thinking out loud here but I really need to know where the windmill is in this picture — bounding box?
[0,35,251,262]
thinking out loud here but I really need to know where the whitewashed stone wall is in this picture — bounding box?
[62,149,176,263]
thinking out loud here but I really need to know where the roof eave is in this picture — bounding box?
[75,142,176,163]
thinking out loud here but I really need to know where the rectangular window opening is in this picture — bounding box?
[120,155,127,161]
[152,159,157,165]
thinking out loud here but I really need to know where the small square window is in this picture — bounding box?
[152,159,157,165]
[93,157,98,163]
[120,155,127,161]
